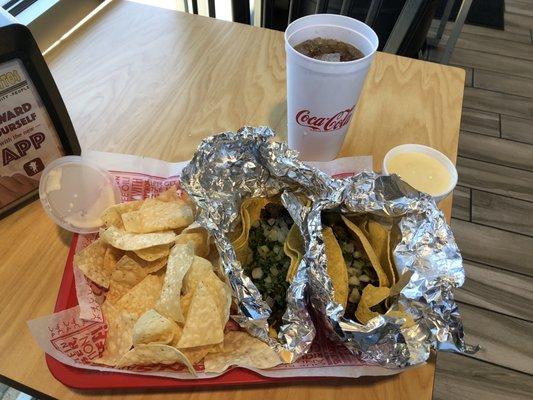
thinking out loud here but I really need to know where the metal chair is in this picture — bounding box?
[427,0,473,64]
[258,0,473,62]
[185,0,216,18]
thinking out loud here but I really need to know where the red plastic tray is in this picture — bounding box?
[47,234,323,390]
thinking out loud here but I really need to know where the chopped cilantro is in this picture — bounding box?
[245,204,292,329]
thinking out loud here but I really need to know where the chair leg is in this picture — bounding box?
[208,0,216,17]
[288,0,300,24]
[383,0,425,54]
[232,0,251,24]
[427,0,456,47]
[440,0,473,64]
[340,0,352,16]
[365,0,384,27]
[315,0,329,14]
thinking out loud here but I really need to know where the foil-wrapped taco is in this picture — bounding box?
[181,127,334,361]
[304,172,475,367]
[182,126,473,367]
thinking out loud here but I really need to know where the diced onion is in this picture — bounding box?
[348,288,361,303]
[252,267,263,279]
[348,275,360,287]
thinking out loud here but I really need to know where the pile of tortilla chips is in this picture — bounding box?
[74,188,281,374]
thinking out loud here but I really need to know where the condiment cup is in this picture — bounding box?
[382,144,458,203]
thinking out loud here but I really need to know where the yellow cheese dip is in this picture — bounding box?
[386,152,451,195]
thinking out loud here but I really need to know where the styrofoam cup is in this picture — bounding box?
[285,14,378,161]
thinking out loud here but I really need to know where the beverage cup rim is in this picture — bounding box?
[285,14,379,67]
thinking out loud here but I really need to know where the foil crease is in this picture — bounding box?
[182,127,470,366]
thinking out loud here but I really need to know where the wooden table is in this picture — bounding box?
[0,1,465,399]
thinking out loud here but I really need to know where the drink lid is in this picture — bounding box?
[39,156,120,233]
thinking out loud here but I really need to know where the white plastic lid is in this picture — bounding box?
[39,156,121,233]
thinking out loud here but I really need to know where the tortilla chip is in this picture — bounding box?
[182,256,213,294]
[106,280,131,304]
[104,246,123,271]
[182,257,231,326]
[232,197,271,248]
[100,226,176,251]
[176,281,224,348]
[354,272,414,326]
[111,254,148,287]
[175,232,209,258]
[367,219,396,285]
[180,345,215,365]
[115,275,163,318]
[386,304,416,328]
[157,187,188,204]
[122,199,194,233]
[284,224,304,282]
[204,331,282,373]
[355,285,391,324]
[234,242,253,268]
[116,344,195,374]
[388,219,402,283]
[125,251,167,274]
[132,309,180,346]
[133,244,170,262]
[180,291,193,319]
[155,243,194,323]
[201,271,232,327]
[323,227,349,308]
[341,216,390,288]
[101,201,142,229]
[74,239,113,288]
[93,302,136,366]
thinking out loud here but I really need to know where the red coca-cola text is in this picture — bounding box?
[295,105,355,132]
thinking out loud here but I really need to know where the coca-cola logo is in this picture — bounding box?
[295,105,355,132]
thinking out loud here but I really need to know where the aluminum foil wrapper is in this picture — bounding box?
[181,127,335,361]
[307,172,477,367]
[182,126,474,366]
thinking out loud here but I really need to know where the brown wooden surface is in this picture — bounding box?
[0,1,466,399]
[460,107,500,137]
[430,4,533,397]
[501,114,533,144]
[451,186,471,221]
[458,130,533,171]
[434,352,533,400]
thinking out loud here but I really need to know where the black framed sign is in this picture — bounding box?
[0,9,80,217]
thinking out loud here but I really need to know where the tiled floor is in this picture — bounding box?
[431,1,533,399]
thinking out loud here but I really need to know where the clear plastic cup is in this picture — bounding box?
[285,14,379,161]
[39,156,121,233]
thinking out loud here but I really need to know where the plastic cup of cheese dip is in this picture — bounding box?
[39,156,120,233]
[382,144,457,203]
